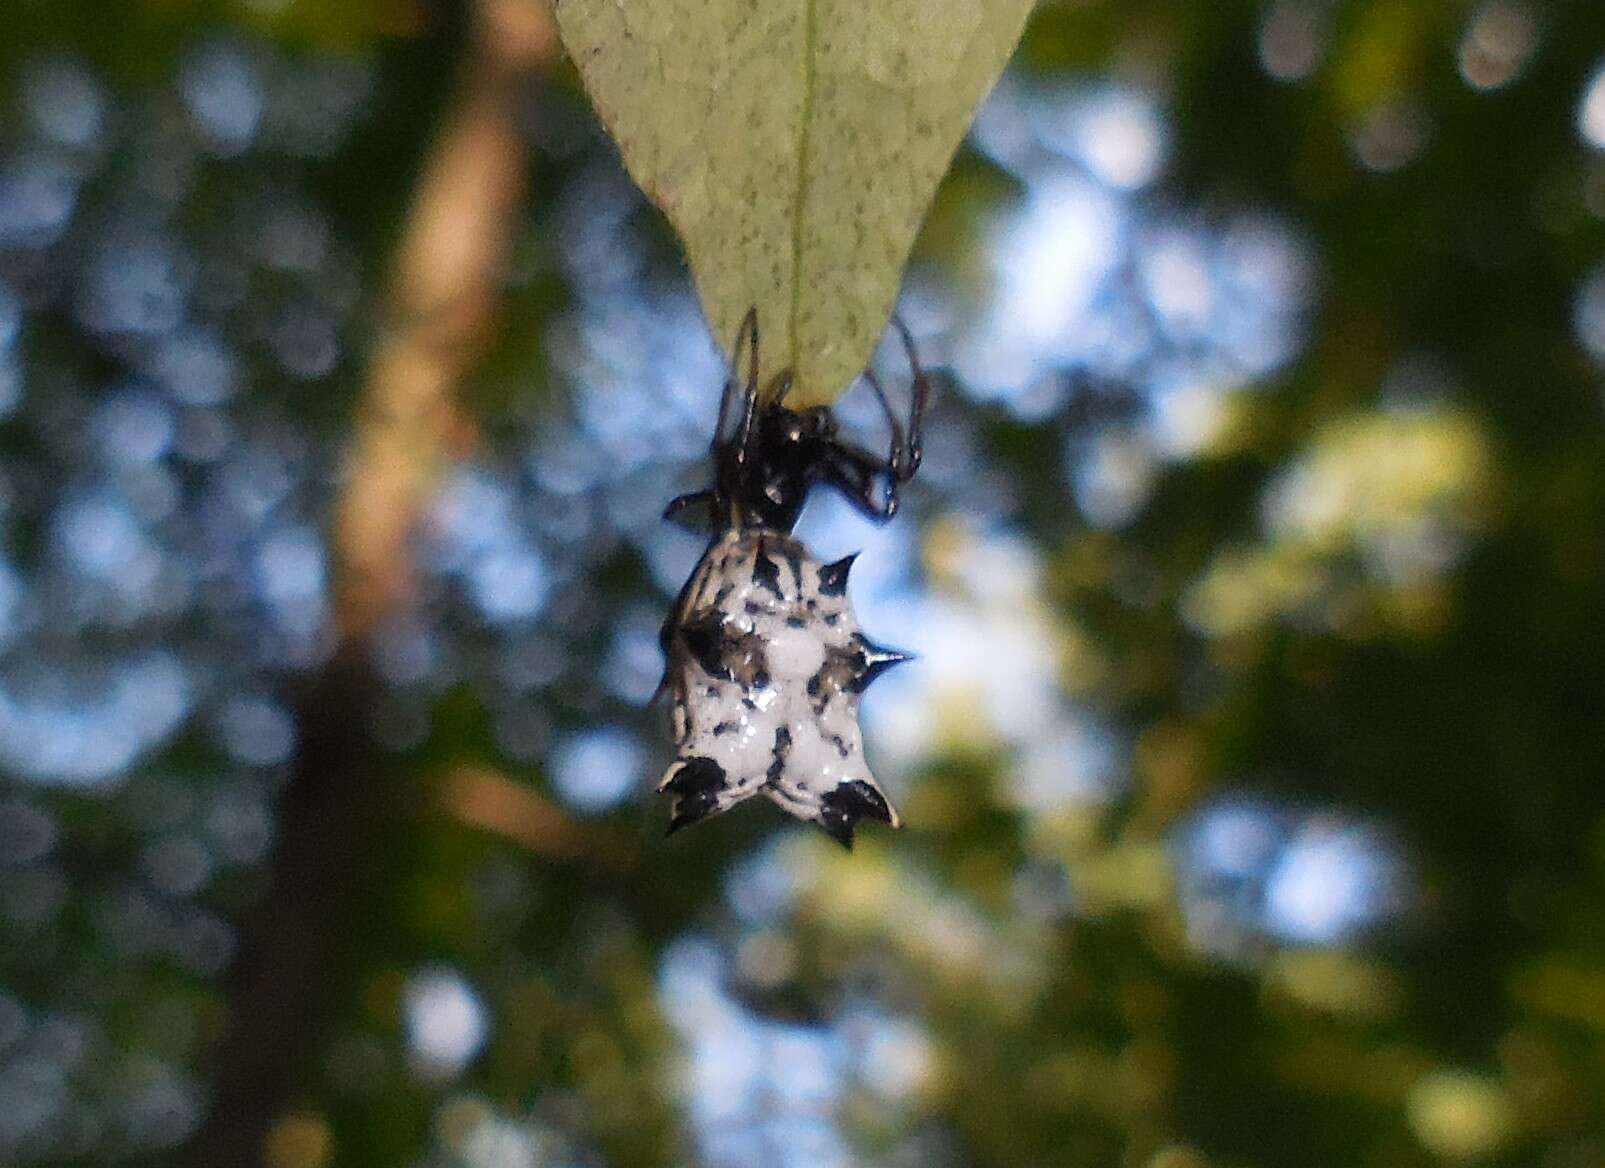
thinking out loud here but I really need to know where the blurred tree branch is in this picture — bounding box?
[441,764,638,869]
[335,0,556,641]
[185,3,556,1164]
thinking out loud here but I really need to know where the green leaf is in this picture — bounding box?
[555,0,1034,405]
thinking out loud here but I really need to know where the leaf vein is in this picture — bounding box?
[787,0,818,386]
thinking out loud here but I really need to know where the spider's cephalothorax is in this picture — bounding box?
[657,310,928,847]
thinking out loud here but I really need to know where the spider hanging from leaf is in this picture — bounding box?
[656,309,929,847]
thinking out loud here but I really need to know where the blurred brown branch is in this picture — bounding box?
[334,0,556,642]
[186,4,556,1165]
[442,764,639,869]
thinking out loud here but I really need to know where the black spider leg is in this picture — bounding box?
[890,313,930,480]
[664,308,761,528]
[721,313,771,524]
[819,438,903,521]
[817,318,930,522]
[715,307,760,450]
[662,489,715,529]
[863,368,908,481]
[660,310,761,687]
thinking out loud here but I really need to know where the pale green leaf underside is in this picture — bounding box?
[555,0,1034,406]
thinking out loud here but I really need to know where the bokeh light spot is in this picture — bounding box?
[403,968,489,1082]
[549,727,643,813]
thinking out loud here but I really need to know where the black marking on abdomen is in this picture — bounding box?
[665,757,728,835]
[679,611,730,679]
[818,779,894,849]
[765,724,792,787]
[752,550,783,597]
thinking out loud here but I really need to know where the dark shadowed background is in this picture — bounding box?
[1,1,1603,1166]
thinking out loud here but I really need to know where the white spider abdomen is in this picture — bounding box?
[658,527,909,846]
[765,625,826,681]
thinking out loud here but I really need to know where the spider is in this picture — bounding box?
[656,309,929,846]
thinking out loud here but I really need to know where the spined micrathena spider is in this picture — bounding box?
[657,310,929,847]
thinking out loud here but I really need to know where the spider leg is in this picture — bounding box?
[821,440,901,522]
[730,368,794,516]
[768,369,795,407]
[719,309,765,512]
[734,313,762,454]
[715,308,759,451]
[861,368,907,481]
[889,314,929,482]
[663,488,716,530]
